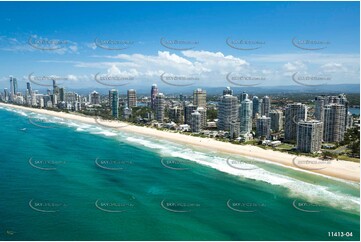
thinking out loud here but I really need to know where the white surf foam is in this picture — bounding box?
[124,135,360,212]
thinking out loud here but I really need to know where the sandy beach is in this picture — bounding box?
[1,102,359,182]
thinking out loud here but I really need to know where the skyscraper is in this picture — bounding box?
[13,77,18,95]
[169,106,184,123]
[155,93,165,122]
[314,96,325,122]
[184,104,197,125]
[323,104,346,142]
[256,116,271,139]
[326,95,336,104]
[346,112,353,128]
[9,77,13,102]
[252,96,260,118]
[59,88,65,102]
[338,93,349,127]
[284,103,308,142]
[193,88,207,108]
[218,94,238,131]
[9,76,17,102]
[52,80,59,106]
[51,94,57,107]
[109,89,119,118]
[196,106,207,128]
[240,91,249,102]
[239,98,253,133]
[223,87,233,96]
[53,80,59,95]
[261,96,271,117]
[269,109,283,132]
[230,120,241,139]
[4,88,9,102]
[90,91,100,105]
[297,120,323,153]
[9,76,13,93]
[26,82,32,95]
[127,89,137,108]
[150,84,159,110]
[191,110,201,132]
[315,94,349,129]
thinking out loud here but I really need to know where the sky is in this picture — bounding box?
[0,1,359,91]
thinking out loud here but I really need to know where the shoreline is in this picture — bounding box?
[1,102,360,182]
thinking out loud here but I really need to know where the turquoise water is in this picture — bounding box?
[0,106,359,241]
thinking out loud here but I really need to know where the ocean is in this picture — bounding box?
[0,106,359,241]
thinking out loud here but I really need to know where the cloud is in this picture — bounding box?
[68,45,78,53]
[36,51,360,87]
[0,35,79,54]
[66,75,79,81]
[85,42,97,50]
[182,50,248,65]
[97,50,249,77]
[247,53,359,64]
[106,64,139,77]
[321,63,347,73]
[283,61,307,75]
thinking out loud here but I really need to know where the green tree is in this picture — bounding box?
[321,151,337,160]
[342,127,360,157]
[207,108,218,120]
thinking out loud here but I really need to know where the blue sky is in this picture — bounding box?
[0,1,359,90]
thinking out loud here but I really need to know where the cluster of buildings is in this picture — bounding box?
[217,91,353,153]
[109,86,354,154]
[2,77,83,111]
[214,90,352,154]
[149,85,208,133]
[0,77,356,154]
[217,90,273,141]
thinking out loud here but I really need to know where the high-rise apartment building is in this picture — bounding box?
[217,94,239,131]
[240,92,249,102]
[109,89,119,118]
[155,93,165,122]
[184,104,197,125]
[197,106,207,128]
[269,109,283,132]
[193,88,207,108]
[252,96,260,118]
[297,120,323,153]
[223,87,233,96]
[239,98,253,133]
[261,96,271,117]
[323,104,346,142]
[150,84,159,110]
[90,91,100,105]
[256,116,271,139]
[284,103,307,142]
[191,110,202,132]
[127,89,137,108]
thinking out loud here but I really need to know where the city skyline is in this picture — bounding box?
[4,73,355,156]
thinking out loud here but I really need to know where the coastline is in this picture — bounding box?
[1,102,360,182]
